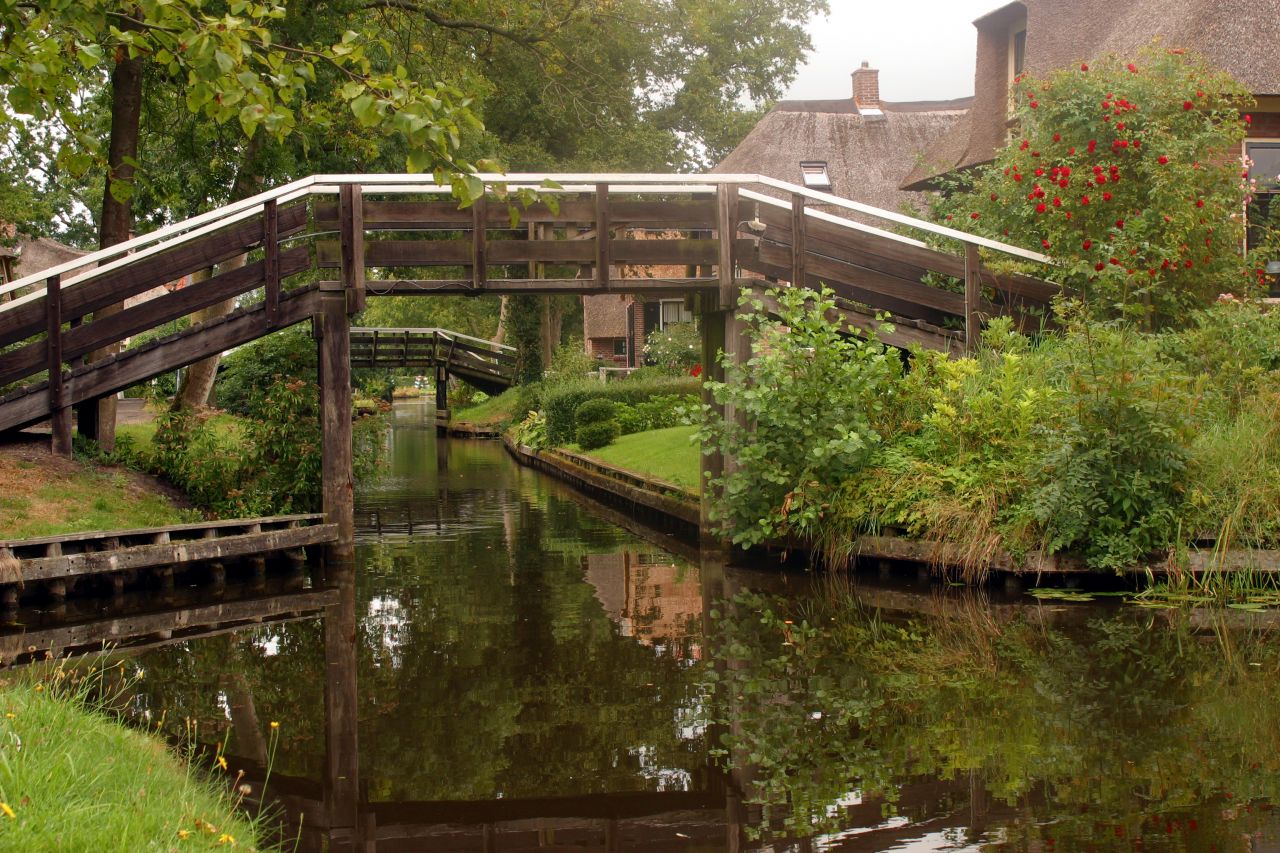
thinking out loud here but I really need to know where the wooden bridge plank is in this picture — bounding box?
[0,514,324,550]
[0,287,320,435]
[313,198,717,229]
[0,247,310,388]
[11,523,338,582]
[375,278,720,296]
[0,204,307,346]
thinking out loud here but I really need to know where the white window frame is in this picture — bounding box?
[800,162,832,191]
[658,298,693,329]
[1244,138,1280,251]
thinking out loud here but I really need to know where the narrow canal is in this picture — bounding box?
[21,402,1280,850]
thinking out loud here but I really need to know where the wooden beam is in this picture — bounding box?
[790,193,807,287]
[46,274,71,457]
[595,183,610,287]
[717,185,738,305]
[9,523,337,582]
[339,184,365,315]
[373,277,720,296]
[964,244,982,353]
[264,199,280,327]
[471,194,487,290]
[318,280,354,559]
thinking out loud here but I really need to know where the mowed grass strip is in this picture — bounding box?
[0,678,264,851]
[575,425,701,493]
[0,446,193,540]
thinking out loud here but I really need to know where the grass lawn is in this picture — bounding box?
[0,444,193,540]
[0,676,263,851]
[575,425,701,493]
[454,388,524,427]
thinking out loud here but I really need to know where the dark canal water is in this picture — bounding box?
[11,401,1280,850]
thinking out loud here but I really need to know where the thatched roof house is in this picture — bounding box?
[714,64,971,218]
[902,0,1280,190]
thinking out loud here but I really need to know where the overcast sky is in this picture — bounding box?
[785,1,1004,102]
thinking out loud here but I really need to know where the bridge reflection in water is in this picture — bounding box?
[6,404,1280,851]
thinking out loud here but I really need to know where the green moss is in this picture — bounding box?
[0,679,264,851]
[576,425,700,493]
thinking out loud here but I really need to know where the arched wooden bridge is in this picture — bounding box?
[0,173,1058,557]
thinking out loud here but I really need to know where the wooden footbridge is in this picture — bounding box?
[0,173,1058,558]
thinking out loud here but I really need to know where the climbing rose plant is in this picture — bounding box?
[938,44,1254,324]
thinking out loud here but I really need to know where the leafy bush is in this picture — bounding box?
[643,321,700,372]
[216,326,317,417]
[697,285,901,547]
[575,420,620,450]
[544,337,598,385]
[573,398,618,426]
[511,410,548,449]
[541,376,700,446]
[936,44,1256,324]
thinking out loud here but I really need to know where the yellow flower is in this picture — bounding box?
[216,756,228,771]
[0,802,15,819]
[269,721,279,729]
[217,832,236,846]
[177,829,191,840]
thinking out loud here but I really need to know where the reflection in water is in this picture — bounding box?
[8,401,1280,849]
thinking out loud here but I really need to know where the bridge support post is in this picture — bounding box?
[435,365,448,414]
[319,279,355,561]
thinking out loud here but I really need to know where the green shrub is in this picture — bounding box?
[643,321,700,372]
[574,398,617,425]
[541,377,700,446]
[217,325,317,417]
[576,419,620,450]
[697,285,900,547]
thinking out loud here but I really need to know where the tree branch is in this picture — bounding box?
[362,0,549,50]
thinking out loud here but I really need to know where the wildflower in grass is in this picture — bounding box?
[269,721,279,729]
[178,829,191,839]
[217,755,228,771]
[217,832,236,845]
[0,802,14,819]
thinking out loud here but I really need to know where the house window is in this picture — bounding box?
[659,299,693,329]
[1246,140,1280,251]
[612,338,627,357]
[800,162,832,191]
[1010,27,1026,79]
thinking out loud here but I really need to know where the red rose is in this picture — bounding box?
[989,193,998,201]
[1110,257,1120,265]
[1096,174,1107,184]
[1036,202,1047,213]
[1127,63,1138,73]
[1195,199,1205,208]
[1102,191,1112,201]
[1081,195,1091,205]
[1115,219,1124,229]
[1013,173,1023,181]
[1245,114,1253,124]
[1116,122,1126,130]
[1088,139,1097,153]
[690,364,703,377]
[1029,100,1039,108]
[1081,63,1089,72]
[1059,178,1069,188]
[1052,133,1061,142]
[1020,139,1030,150]
[1041,239,1051,249]
[1095,262,1105,271]
[1157,155,1169,165]
[1052,197,1062,207]
[1068,146,1076,155]
[1035,167,1045,177]
[1082,239,1092,250]
[1183,100,1193,110]
[970,212,980,219]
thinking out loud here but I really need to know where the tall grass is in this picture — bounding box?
[0,662,271,851]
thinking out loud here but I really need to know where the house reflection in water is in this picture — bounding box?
[583,552,702,660]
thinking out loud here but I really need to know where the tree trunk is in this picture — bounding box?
[83,43,145,452]
[171,138,264,410]
[539,295,554,368]
[492,295,509,345]
[171,265,230,411]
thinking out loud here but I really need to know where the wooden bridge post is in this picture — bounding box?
[319,279,355,561]
[339,185,366,315]
[435,365,448,413]
[698,184,742,538]
[46,274,72,457]
[964,244,982,353]
[790,193,807,287]
[323,565,360,840]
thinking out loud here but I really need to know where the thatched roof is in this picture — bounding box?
[715,95,971,217]
[903,0,1280,189]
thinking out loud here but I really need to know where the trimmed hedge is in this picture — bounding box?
[576,420,620,450]
[542,377,701,446]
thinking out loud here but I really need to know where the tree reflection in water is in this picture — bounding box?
[705,575,1280,849]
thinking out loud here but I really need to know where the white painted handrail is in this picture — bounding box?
[351,326,516,353]
[0,172,1051,318]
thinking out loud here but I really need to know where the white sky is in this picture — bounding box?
[786,0,1004,103]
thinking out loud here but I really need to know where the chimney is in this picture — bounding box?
[852,61,880,111]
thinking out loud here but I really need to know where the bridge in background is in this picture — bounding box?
[0,173,1059,558]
